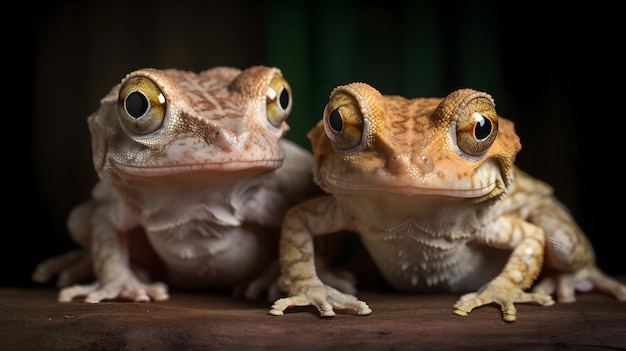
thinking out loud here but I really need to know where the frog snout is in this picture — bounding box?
[385,152,435,177]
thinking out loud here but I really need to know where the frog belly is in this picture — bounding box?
[361,235,508,292]
[146,222,277,289]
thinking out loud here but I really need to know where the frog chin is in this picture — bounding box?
[321,172,497,199]
[111,159,284,177]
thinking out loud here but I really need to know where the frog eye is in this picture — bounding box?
[455,95,498,156]
[117,76,166,135]
[323,91,364,152]
[266,75,292,127]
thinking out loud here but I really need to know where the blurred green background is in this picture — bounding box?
[14,0,621,286]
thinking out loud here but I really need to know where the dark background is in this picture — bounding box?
[11,0,622,288]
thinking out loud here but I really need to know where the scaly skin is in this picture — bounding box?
[32,66,322,303]
[270,196,371,317]
[269,84,626,322]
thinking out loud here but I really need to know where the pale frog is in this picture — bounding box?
[32,66,319,302]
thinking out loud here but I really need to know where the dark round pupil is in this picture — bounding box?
[329,108,343,132]
[279,87,290,110]
[474,114,492,140]
[125,91,149,118]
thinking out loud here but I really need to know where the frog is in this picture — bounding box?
[268,83,626,322]
[32,66,323,303]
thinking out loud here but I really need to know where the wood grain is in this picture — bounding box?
[2,284,624,350]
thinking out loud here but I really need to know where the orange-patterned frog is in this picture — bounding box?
[269,83,626,322]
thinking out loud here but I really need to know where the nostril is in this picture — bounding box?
[202,126,234,153]
[413,154,434,174]
[386,153,406,174]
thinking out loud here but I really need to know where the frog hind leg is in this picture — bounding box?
[31,249,93,287]
[532,265,626,302]
[529,201,626,302]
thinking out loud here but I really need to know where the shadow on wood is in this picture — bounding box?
[2,282,625,350]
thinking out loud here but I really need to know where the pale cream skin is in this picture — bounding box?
[32,66,319,303]
[269,83,626,322]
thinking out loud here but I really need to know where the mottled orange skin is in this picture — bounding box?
[270,83,626,322]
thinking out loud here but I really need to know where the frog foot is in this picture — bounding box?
[453,277,554,322]
[58,275,170,303]
[268,282,371,317]
[31,249,94,288]
[532,266,626,302]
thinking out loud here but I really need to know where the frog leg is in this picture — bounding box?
[453,216,554,322]
[532,265,626,302]
[527,204,626,302]
[268,196,371,317]
[32,199,100,287]
[58,203,169,303]
[31,249,93,288]
[242,250,357,301]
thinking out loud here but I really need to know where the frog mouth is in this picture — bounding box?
[112,159,284,177]
[322,173,496,198]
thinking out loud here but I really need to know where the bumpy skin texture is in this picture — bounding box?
[269,83,626,322]
[32,66,319,303]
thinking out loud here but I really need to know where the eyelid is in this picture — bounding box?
[117,75,166,135]
[266,75,292,127]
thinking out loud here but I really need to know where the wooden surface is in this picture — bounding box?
[2,284,625,351]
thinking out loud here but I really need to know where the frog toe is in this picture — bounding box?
[58,282,99,302]
[328,297,371,315]
[268,295,314,316]
[84,284,124,303]
[120,288,151,302]
[32,249,91,286]
[323,284,371,315]
[501,301,517,322]
[452,293,487,317]
[268,283,370,317]
[146,282,170,301]
[453,288,553,321]
[318,305,337,317]
[268,298,289,316]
